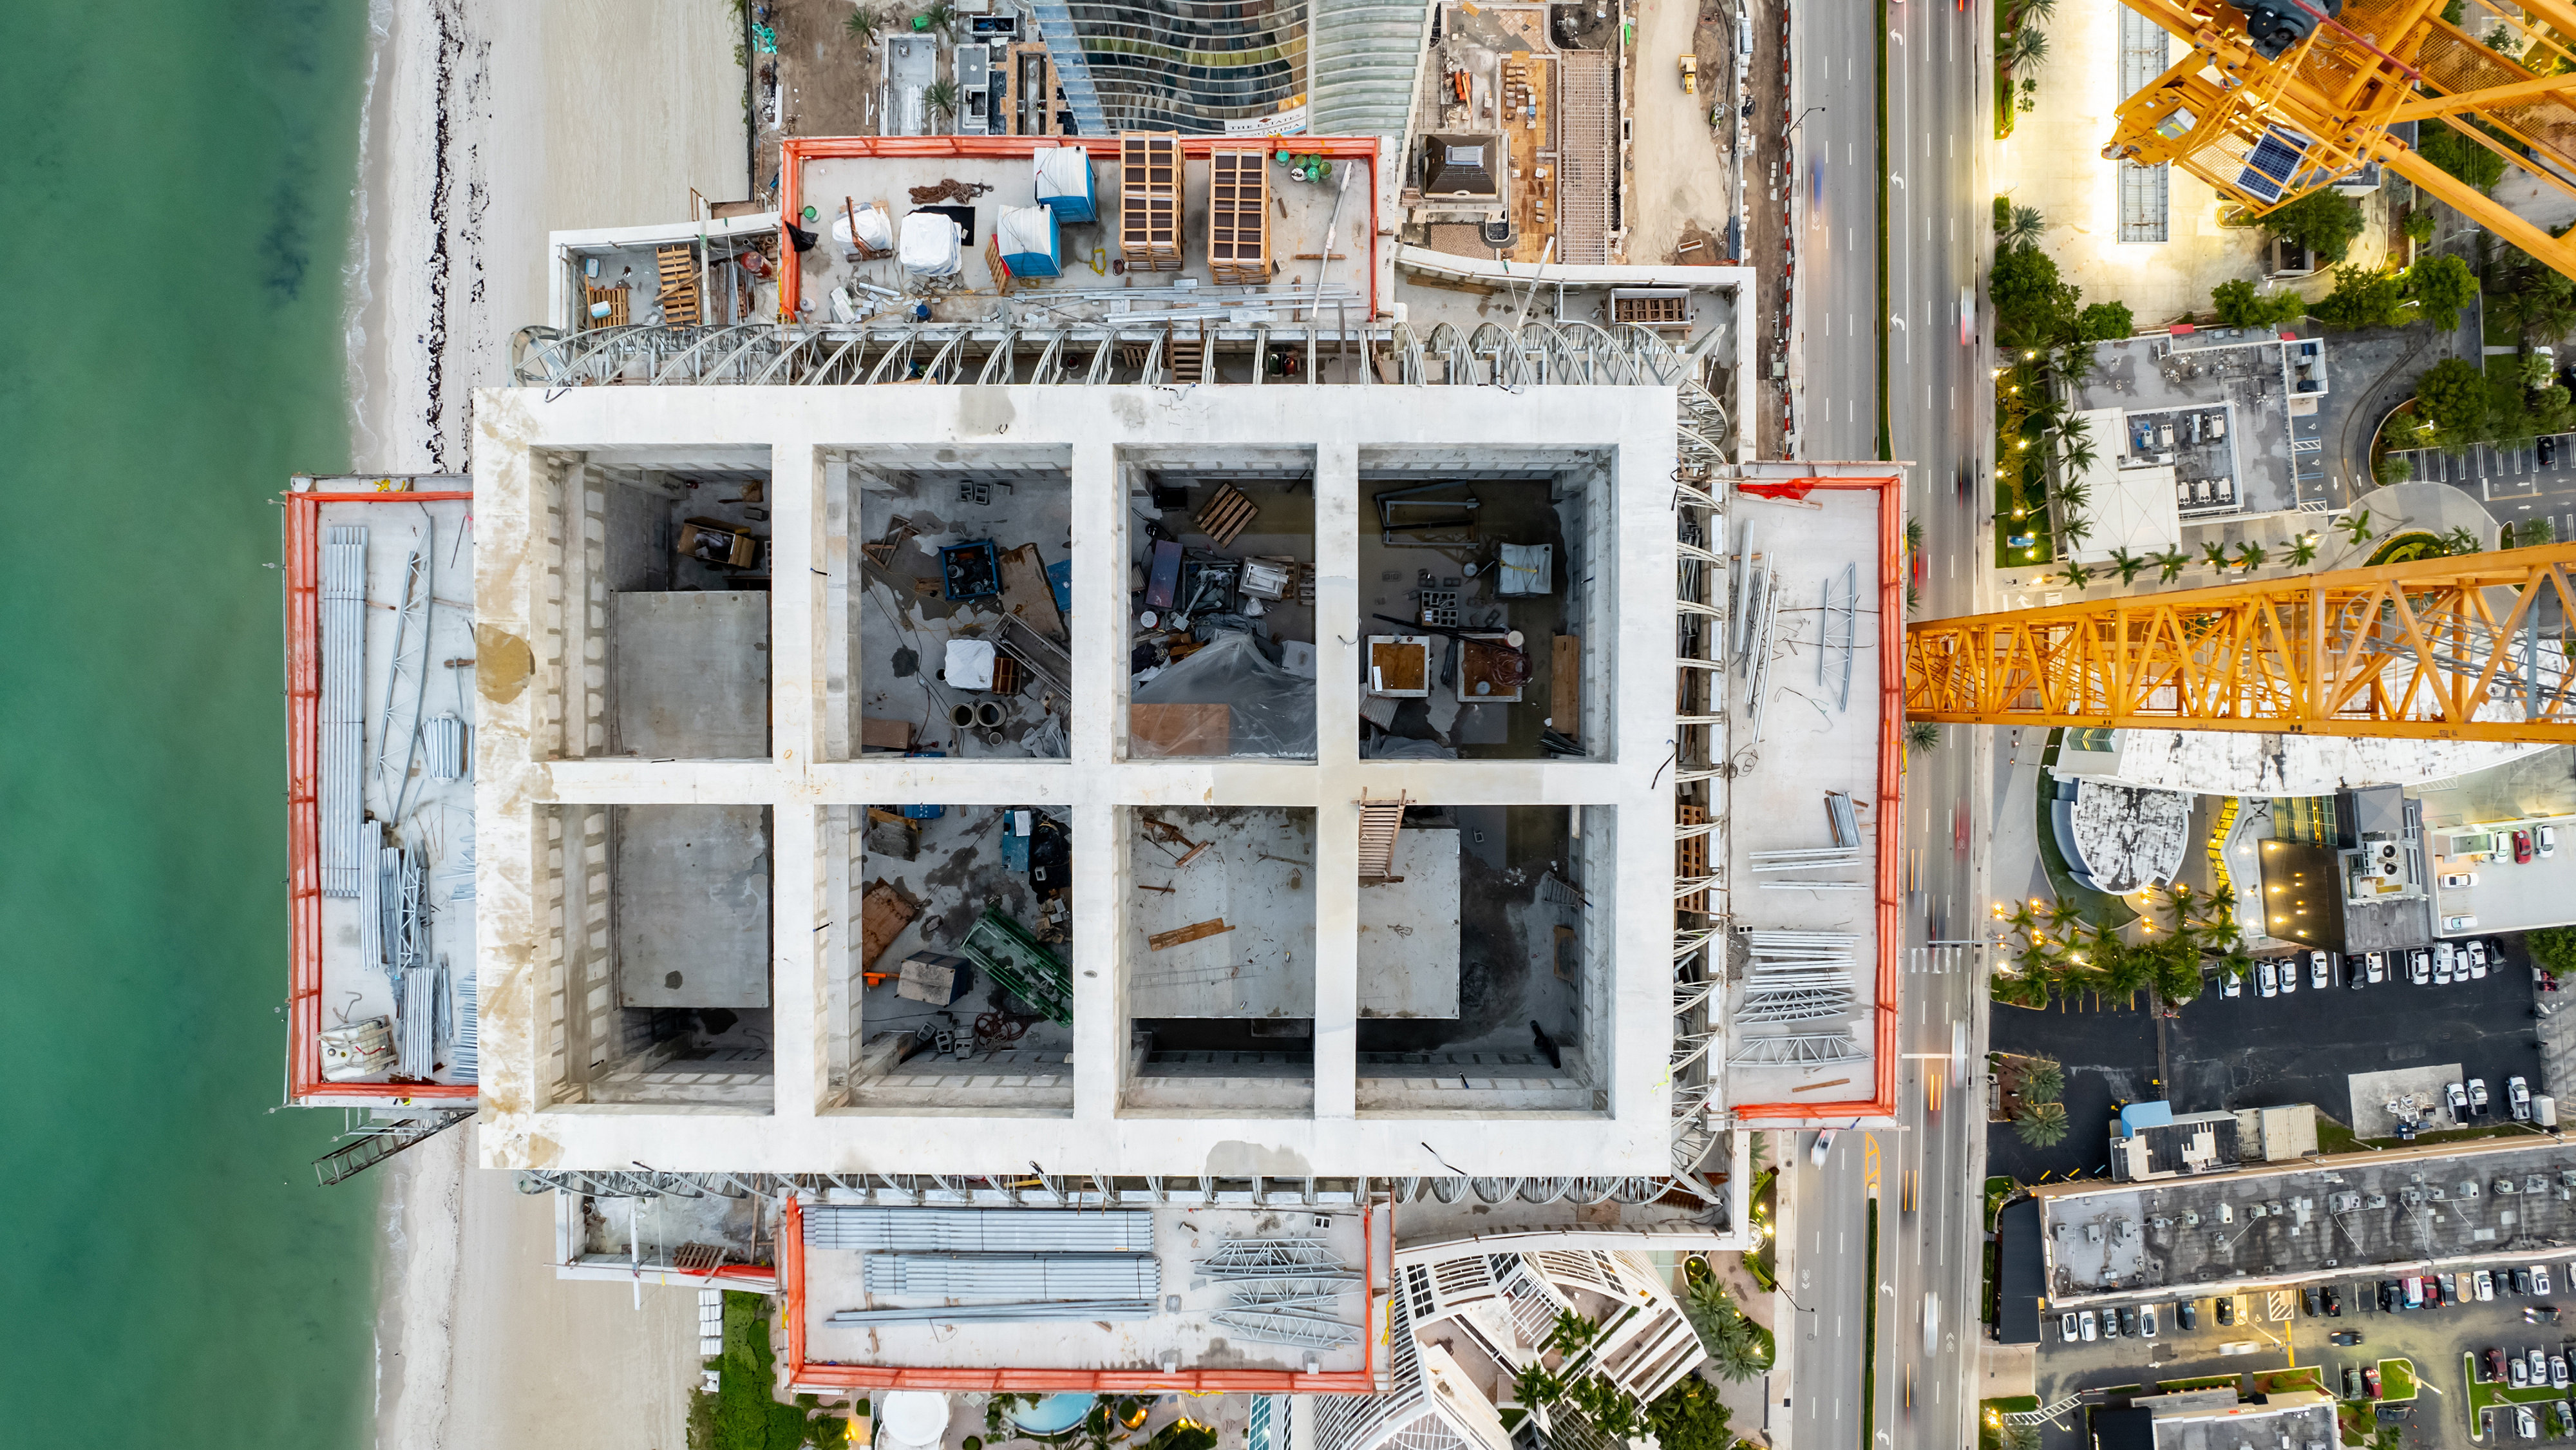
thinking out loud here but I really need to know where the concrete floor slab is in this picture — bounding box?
[1127,808,1316,1020]
[611,591,770,758]
[1358,826,1463,1019]
[614,803,772,1008]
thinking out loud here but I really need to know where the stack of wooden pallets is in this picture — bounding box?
[1119,131,1182,272]
[656,244,702,327]
[1206,149,1270,284]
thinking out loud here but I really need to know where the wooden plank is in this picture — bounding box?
[859,880,921,969]
[996,543,1065,640]
[1129,702,1230,756]
[1148,918,1235,951]
[1551,634,1581,739]
[860,716,913,752]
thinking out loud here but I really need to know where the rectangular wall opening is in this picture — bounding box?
[844,446,1075,760]
[1355,447,1612,760]
[1123,806,1316,1113]
[831,803,1075,1115]
[544,803,777,1111]
[1117,448,1318,761]
[1357,803,1607,1116]
[571,449,775,760]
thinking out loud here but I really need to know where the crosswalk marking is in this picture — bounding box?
[1908,946,1973,975]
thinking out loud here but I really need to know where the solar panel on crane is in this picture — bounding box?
[2236,129,2307,204]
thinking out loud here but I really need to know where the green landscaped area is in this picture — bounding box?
[2382,1357,2419,1404]
[2462,1351,2571,1436]
[2251,1366,2326,1397]
[1978,1397,2040,1450]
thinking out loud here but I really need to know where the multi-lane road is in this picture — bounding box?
[1782,0,1995,1447]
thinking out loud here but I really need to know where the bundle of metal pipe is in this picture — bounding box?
[423,713,466,783]
[824,1299,1155,1325]
[450,969,478,1082]
[319,526,368,897]
[803,1205,1151,1254]
[398,958,440,1078]
[864,1254,1162,1298]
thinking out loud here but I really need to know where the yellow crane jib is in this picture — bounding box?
[1902,546,2576,741]
[2101,0,2576,282]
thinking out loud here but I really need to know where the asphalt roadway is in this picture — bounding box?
[1779,0,1992,1445]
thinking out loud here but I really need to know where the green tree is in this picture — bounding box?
[2532,926,2576,975]
[2261,189,2367,264]
[2005,24,2050,75]
[2497,264,2576,346]
[2000,1422,2044,1450]
[2201,539,2235,570]
[917,1,958,30]
[2211,278,2306,328]
[1999,203,2046,249]
[2313,264,2409,330]
[2421,117,2508,193]
[844,6,882,42]
[2060,559,2094,590]
[2020,1058,2066,1103]
[2336,507,2374,546]
[2014,1101,2071,1148]
[1646,1377,1738,1450]
[2441,524,2484,555]
[2108,548,2146,585]
[923,77,958,124]
[2416,356,2493,442]
[1906,720,1942,753]
[2407,253,2479,330]
[1991,243,2079,345]
[2236,540,2268,572]
[2403,209,2437,246]
[2288,535,2319,567]
[2014,0,2060,21]
[2378,453,2416,484]
[2157,549,2189,582]
[2076,301,2136,341]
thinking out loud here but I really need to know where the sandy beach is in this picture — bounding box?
[351,2,750,1444]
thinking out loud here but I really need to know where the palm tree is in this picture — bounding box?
[2014,1101,2072,1147]
[2000,204,2046,250]
[844,6,882,43]
[2052,477,2094,517]
[2058,513,2093,549]
[2005,24,2051,75]
[1906,720,1942,753]
[2157,549,2190,583]
[2000,1422,2043,1450]
[2441,524,2483,555]
[2288,535,2319,567]
[2202,540,2235,571]
[2336,508,2374,547]
[918,0,958,30]
[923,77,959,127]
[2236,540,2268,572]
[2019,1058,2065,1103]
[2061,559,2094,590]
[2059,438,2101,478]
[2109,548,2146,586]
[1705,1321,1772,1380]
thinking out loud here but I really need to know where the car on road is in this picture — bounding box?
[2490,1347,2510,1381]
[2535,1264,2554,1295]
[2412,949,2433,984]
[2303,1286,2322,1317]
[2514,1355,2532,1388]
[2310,950,2332,989]
[2520,1404,2541,1440]
[2061,1311,2079,1341]
[2443,872,2479,888]
[2177,1300,2197,1331]
[2366,951,2387,984]
[2219,1295,2238,1324]
[2079,1309,2097,1340]
[2452,1082,2473,1119]
[2325,1284,2343,1316]
[2473,1078,2492,1116]
[1810,1128,1837,1166]
[2512,1076,2533,1121]
[2468,939,2489,977]
[2332,1330,2363,1346]
[2481,1269,2497,1301]
[2526,1304,2562,1324]
[2365,1365,2382,1398]
[2259,959,2279,997]
[2519,830,2537,863]
[2140,1304,2158,1338]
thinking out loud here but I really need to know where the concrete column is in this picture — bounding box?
[1312,442,1360,1120]
[772,803,821,1120]
[1070,800,1122,1121]
[769,437,824,774]
[820,452,851,761]
[1070,438,1119,770]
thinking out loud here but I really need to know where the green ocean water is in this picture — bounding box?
[0,2,377,1442]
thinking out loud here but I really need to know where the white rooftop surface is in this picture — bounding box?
[1721,486,1887,1111]
[799,1205,1374,1375]
[2065,409,2181,564]
[469,383,1680,1176]
[2067,782,2190,893]
[2428,814,2576,935]
[2079,729,2552,796]
[315,496,477,1091]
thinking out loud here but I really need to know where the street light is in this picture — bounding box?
[1786,106,1826,138]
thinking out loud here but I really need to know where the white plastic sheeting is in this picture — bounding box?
[994,205,1057,272]
[1495,542,1553,596]
[943,639,997,690]
[1132,631,1316,759]
[833,204,895,253]
[900,211,963,276]
[1033,146,1095,218]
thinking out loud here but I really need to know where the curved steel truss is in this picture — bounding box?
[513,1169,1696,1208]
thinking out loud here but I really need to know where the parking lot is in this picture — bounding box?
[2029,1275,2576,1449]
[2164,940,2547,1140]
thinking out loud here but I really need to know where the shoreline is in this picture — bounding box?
[350,3,752,1445]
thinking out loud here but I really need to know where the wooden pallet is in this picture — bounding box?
[1676,803,1709,913]
[583,281,630,329]
[1207,149,1270,285]
[1195,482,1258,549]
[1358,793,1409,881]
[656,244,702,327]
[1119,131,1183,272]
[1168,324,1205,384]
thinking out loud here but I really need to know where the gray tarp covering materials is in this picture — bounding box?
[1132,631,1316,759]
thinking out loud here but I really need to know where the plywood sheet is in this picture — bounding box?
[1551,634,1580,737]
[1130,702,1230,757]
[860,880,920,969]
[996,543,1065,642]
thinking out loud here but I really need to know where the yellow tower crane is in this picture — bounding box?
[2103,0,2576,280]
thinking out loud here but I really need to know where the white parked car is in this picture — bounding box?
[2411,949,2432,984]
[2222,971,2242,998]
[2061,1310,2080,1340]
[2435,944,2456,984]
[2309,951,2331,989]
[2366,951,2387,983]
[2545,825,2560,858]
[2512,1076,2533,1121]
[2479,1268,2496,1301]
[2280,957,2300,994]
[2472,1078,2492,1114]
[2140,1303,2158,1338]
[2259,959,2280,997]
[2536,1264,2555,1295]
[2079,1309,2098,1341]
[2514,1355,2531,1389]
[2521,1404,2542,1439]
[2468,939,2489,977]
[2442,872,2479,888]
[2552,1353,2568,1390]
[2450,1082,2472,1120]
